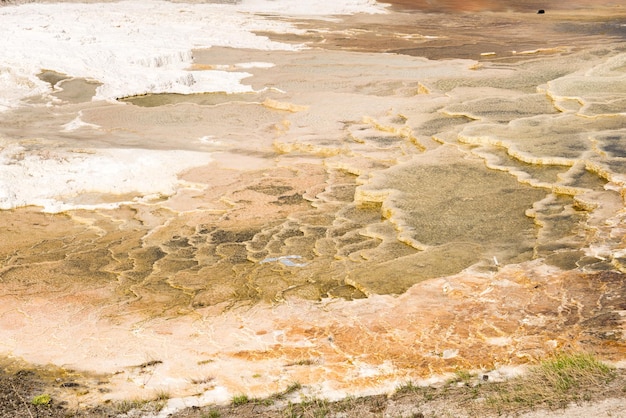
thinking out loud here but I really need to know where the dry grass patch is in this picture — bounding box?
[482,352,616,414]
[113,389,171,415]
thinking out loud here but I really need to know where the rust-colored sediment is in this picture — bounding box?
[381,0,622,13]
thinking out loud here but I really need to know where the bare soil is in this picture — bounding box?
[2,364,624,418]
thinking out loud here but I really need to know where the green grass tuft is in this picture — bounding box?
[395,380,420,395]
[484,352,616,412]
[231,394,249,406]
[536,352,614,392]
[447,369,475,386]
[281,382,302,396]
[202,409,221,418]
[31,394,51,406]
